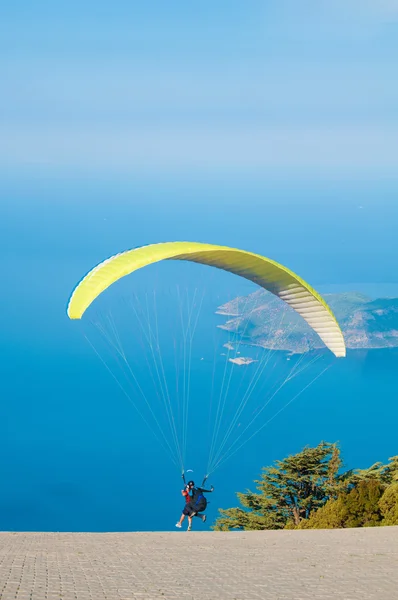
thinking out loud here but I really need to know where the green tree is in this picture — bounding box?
[351,455,398,486]
[379,483,398,526]
[298,496,346,529]
[300,479,384,529]
[213,442,343,531]
[342,479,384,526]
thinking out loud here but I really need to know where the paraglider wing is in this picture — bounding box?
[67,242,346,357]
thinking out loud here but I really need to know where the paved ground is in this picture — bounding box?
[0,528,397,600]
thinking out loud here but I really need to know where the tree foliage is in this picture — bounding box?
[212,442,343,531]
[212,446,398,531]
[351,455,398,486]
[379,483,398,526]
[299,479,384,529]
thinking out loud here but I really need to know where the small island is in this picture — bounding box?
[223,342,235,350]
[228,356,258,366]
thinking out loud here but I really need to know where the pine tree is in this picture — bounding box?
[212,442,342,530]
[351,455,398,485]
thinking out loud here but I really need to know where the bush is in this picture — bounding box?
[379,483,398,526]
[299,479,384,529]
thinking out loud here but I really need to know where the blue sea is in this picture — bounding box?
[1,175,398,532]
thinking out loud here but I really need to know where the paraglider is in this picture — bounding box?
[175,480,214,531]
[67,241,346,491]
[68,241,345,358]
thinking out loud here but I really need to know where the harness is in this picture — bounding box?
[181,471,211,511]
[194,494,205,507]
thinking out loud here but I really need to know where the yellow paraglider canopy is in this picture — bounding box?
[67,241,346,357]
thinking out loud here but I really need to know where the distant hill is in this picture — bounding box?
[216,290,398,352]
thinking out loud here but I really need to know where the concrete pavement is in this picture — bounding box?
[0,527,397,599]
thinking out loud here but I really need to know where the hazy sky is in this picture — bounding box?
[2,0,398,178]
